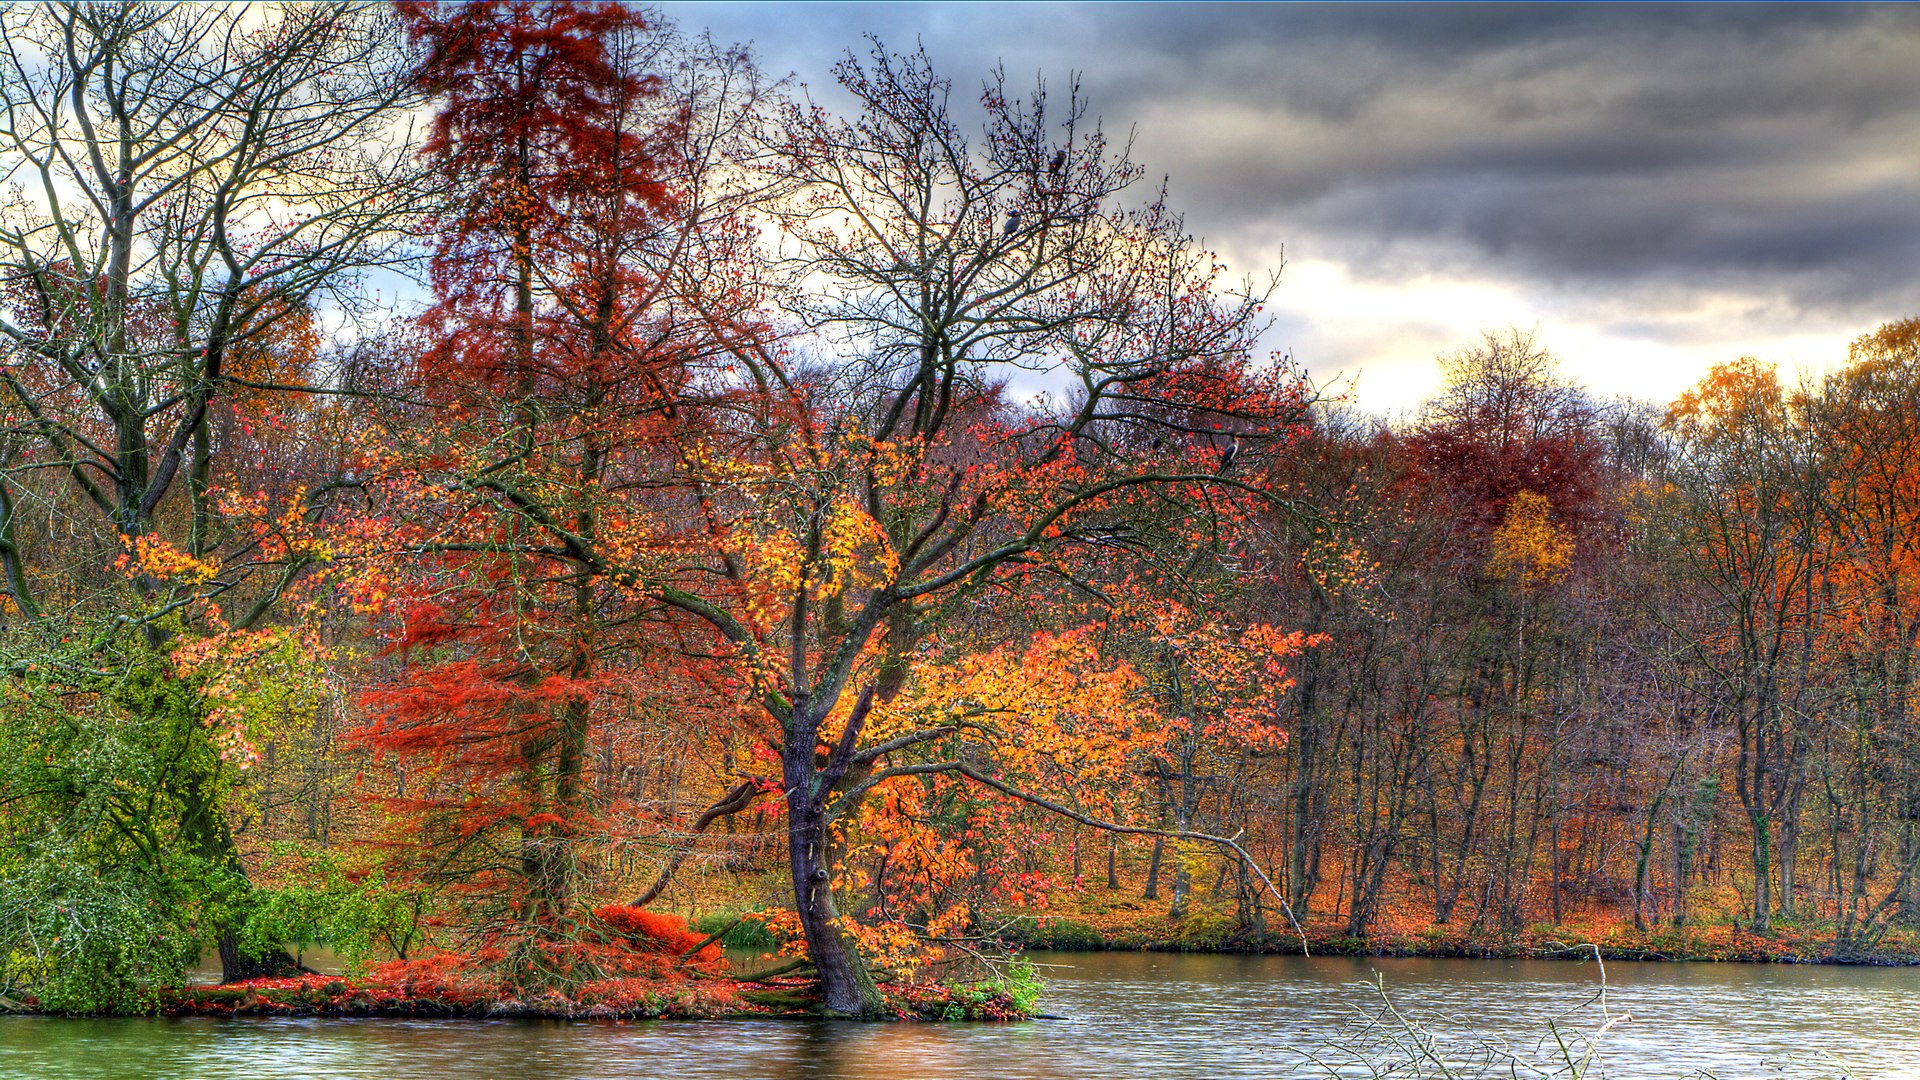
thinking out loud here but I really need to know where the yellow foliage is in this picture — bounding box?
[170,627,326,771]
[1485,490,1573,587]
[116,535,219,585]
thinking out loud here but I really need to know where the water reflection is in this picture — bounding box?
[2,953,1912,1078]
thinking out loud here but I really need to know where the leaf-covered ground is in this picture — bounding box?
[152,972,1028,1022]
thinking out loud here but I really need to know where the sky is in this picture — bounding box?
[665,2,1920,416]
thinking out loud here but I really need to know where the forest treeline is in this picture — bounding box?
[1,1,1917,1019]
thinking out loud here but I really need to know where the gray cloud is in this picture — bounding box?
[668,2,1920,403]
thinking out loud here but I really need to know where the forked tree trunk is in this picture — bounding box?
[786,764,882,1016]
[1671,820,1693,928]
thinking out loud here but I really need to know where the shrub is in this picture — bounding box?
[997,915,1106,950]
[1172,913,1239,950]
[0,847,197,1014]
[593,906,720,963]
[692,908,782,950]
[942,957,1044,1020]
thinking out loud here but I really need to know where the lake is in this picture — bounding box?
[2,952,1911,1078]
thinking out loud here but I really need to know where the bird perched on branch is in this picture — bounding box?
[1003,210,1022,236]
[1049,148,1067,177]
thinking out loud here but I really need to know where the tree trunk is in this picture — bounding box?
[1168,796,1194,918]
[218,933,309,982]
[1287,666,1326,919]
[1234,855,1264,939]
[1900,820,1920,926]
[1347,835,1393,937]
[786,778,882,1017]
[1671,818,1692,928]
[182,782,304,983]
[1631,821,1657,932]
[1169,848,1192,919]
[1549,812,1563,926]
[1750,812,1773,933]
[1777,800,1800,920]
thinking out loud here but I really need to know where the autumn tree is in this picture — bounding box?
[0,1,422,983]
[1659,358,1826,932]
[351,0,773,986]
[1393,333,1603,925]
[374,39,1310,1013]
[1800,322,1920,949]
[559,41,1311,1015]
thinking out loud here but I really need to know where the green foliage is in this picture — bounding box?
[942,957,1044,1020]
[1169,912,1236,951]
[0,613,343,1009]
[0,628,214,1012]
[1319,934,1372,955]
[237,847,422,972]
[0,841,199,1014]
[692,909,780,951]
[1000,915,1107,951]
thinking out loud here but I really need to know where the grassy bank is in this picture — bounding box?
[15,886,1913,1020]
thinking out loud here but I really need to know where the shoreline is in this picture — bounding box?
[10,912,1915,1021]
[2,973,1029,1023]
[998,909,1920,967]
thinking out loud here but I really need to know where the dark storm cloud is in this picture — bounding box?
[670,1,1920,368]
[1061,4,1920,307]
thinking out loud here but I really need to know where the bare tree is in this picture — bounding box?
[0,1,425,980]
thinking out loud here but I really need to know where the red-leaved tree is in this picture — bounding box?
[353,0,767,987]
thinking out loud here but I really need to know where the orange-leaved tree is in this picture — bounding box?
[358,25,1308,1012]
[607,44,1312,1014]
[1661,357,1825,933]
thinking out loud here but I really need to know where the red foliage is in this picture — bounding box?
[1402,426,1606,546]
[396,0,678,395]
[591,905,723,966]
[1395,335,1611,572]
[352,0,727,977]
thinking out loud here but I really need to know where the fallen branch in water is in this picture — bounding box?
[731,957,814,982]
[674,916,744,969]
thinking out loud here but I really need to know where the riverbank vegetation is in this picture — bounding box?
[3,0,1920,1022]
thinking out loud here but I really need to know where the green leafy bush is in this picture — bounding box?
[692,908,781,950]
[0,844,198,1014]
[1170,912,1235,950]
[999,915,1106,950]
[237,846,422,971]
[942,956,1044,1019]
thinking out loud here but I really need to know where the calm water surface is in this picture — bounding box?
[2,952,1911,1078]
